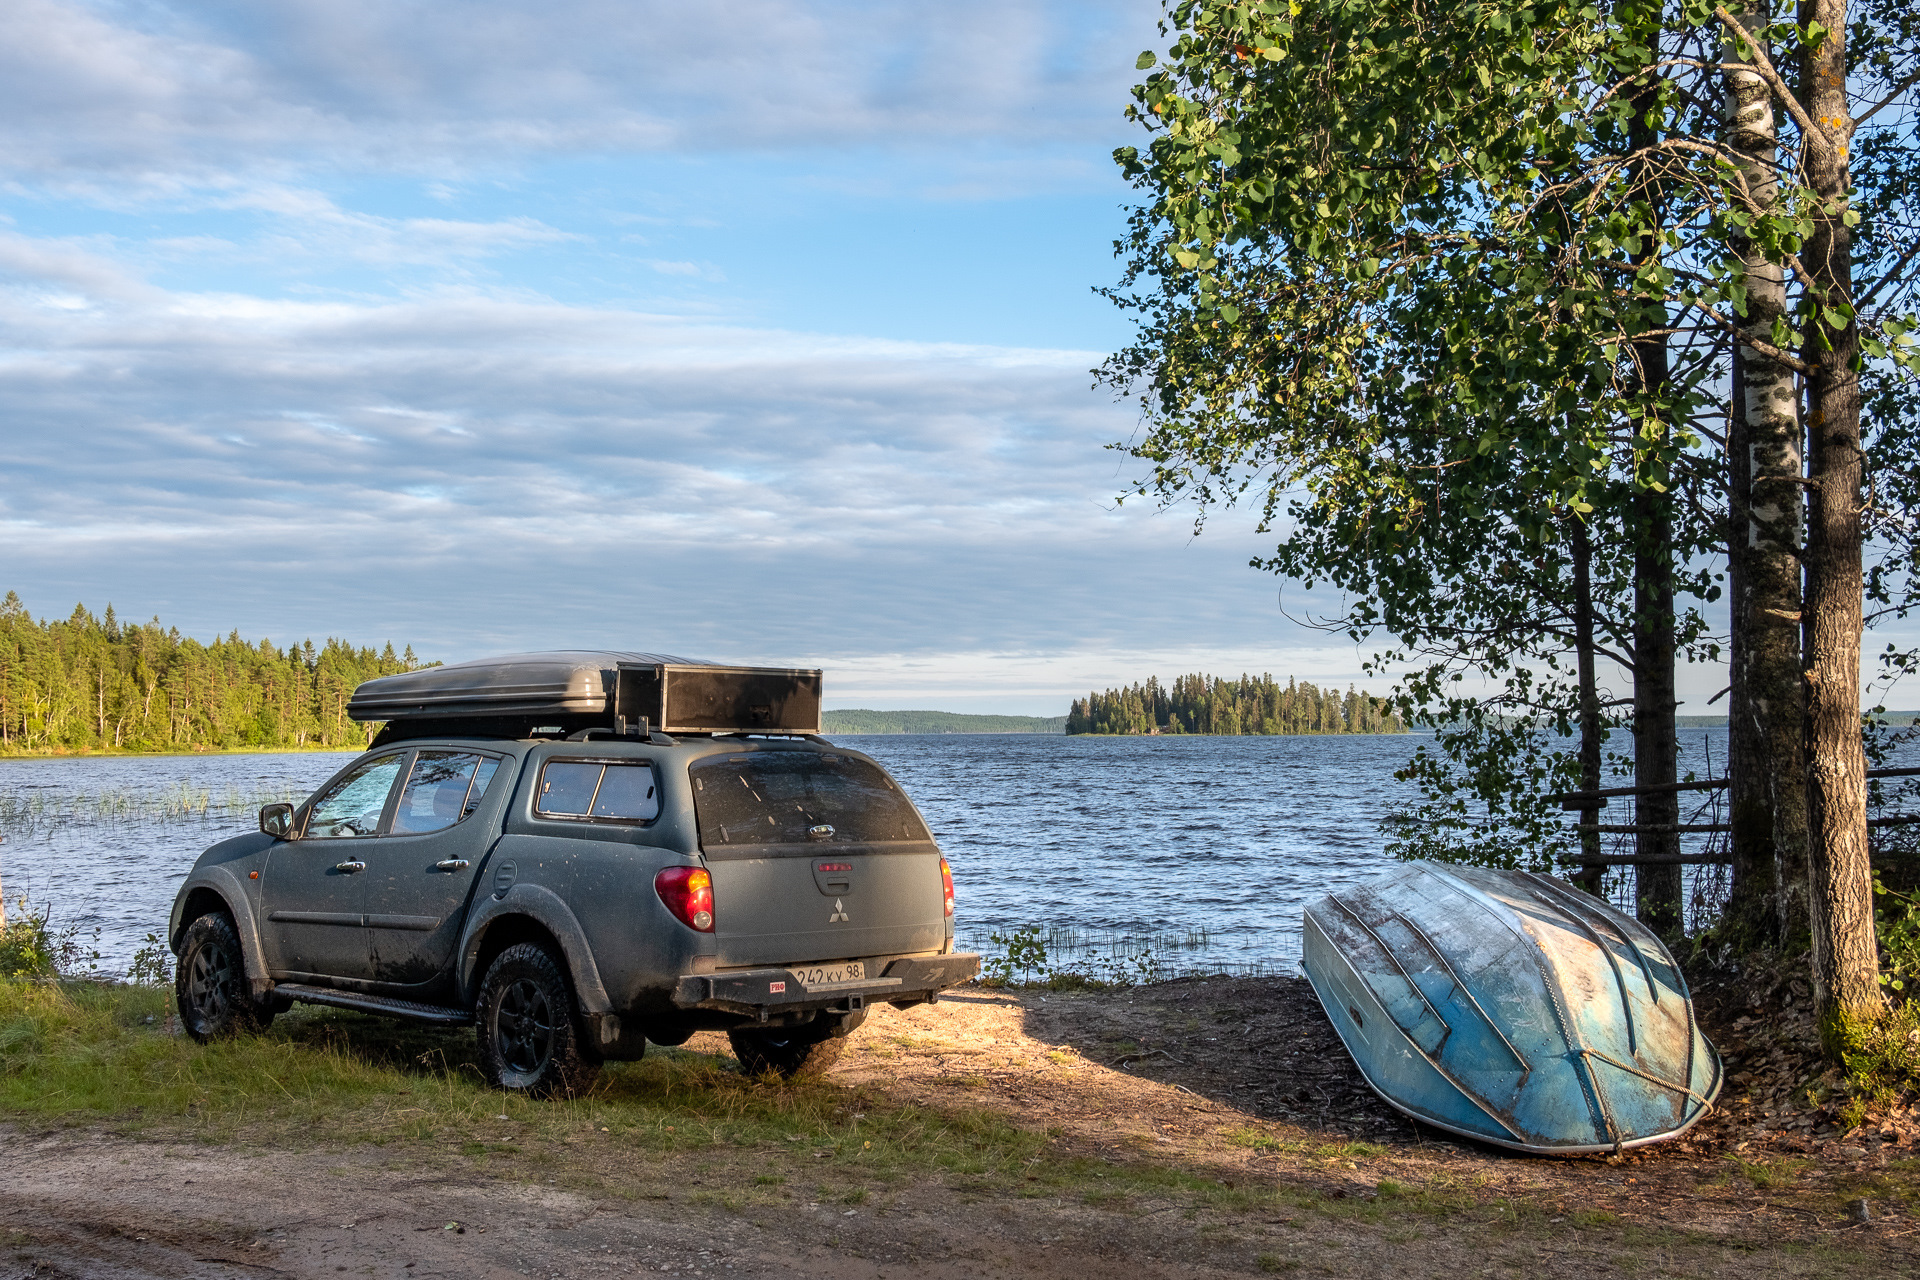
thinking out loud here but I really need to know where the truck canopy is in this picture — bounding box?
[348,651,823,737]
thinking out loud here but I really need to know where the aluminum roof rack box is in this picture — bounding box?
[347,650,823,735]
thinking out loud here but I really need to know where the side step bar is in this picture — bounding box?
[274,982,473,1026]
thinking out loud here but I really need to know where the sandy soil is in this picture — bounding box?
[2,977,1914,1279]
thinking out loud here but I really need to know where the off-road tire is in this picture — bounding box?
[475,943,600,1098]
[729,1009,864,1079]
[176,913,268,1043]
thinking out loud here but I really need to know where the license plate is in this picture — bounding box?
[794,962,864,987]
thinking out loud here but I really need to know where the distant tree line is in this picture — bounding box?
[822,710,1070,735]
[1066,674,1404,736]
[0,593,425,752]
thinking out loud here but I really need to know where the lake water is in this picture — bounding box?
[0,728,1782,978]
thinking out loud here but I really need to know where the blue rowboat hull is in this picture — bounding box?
[1302,861,1720,1155]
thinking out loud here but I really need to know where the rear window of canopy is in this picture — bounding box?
[690,752,931,848]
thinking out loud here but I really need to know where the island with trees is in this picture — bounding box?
[1066,673,1404,736]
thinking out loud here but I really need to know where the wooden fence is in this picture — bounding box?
[1548,766,1920,892]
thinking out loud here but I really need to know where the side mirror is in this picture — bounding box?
[260,802,296,839]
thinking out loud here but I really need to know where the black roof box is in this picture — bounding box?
[347,651,823,736]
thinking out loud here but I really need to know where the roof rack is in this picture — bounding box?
[348,651,823,738]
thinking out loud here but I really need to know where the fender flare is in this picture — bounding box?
[457,884,613,1014]
[169,867,271,995]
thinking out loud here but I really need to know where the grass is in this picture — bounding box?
[0,981,954,1132]
[0,978,1090,1207]
[1222,1126,1390,1161]
[0,981,1451,1231]
[0,780,305,838]
[1,979,1905,1278]
[0,743,355,761]
[1725,1154,1815,1192]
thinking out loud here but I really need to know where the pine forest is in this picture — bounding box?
[0,593,425,753]
[1065,673,1404,736]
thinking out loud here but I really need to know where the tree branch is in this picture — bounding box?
[1860,235,1920,311]
[1695,303,1815,373]
[1590,59,1722,112]
[1854,67,1920,128]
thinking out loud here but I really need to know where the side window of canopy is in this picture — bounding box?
[535,759,659,824]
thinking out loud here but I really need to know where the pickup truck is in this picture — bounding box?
[167,652,980,1094]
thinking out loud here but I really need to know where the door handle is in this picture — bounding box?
[434,859,471,871]
[334,860,367,874]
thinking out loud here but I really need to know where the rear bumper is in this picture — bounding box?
[672,952,980,1018]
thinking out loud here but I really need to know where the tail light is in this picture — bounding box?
[939,856,955,918]
[655,866,714,932]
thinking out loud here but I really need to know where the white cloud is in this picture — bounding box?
[0,234,1325,706]
[0,230,162,304]
[1,1,1158,187]
[644,259,720,280]
[0,4,1368,714]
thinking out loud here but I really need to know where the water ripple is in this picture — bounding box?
[0,730,1787,978]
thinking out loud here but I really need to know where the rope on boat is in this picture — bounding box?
[1576,1047,1718,1113]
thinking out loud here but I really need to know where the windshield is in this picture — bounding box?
[690,751,932,848]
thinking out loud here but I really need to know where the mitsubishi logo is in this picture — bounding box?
[828,898,850,923]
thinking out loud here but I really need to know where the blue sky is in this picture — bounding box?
[2,0,1736,717]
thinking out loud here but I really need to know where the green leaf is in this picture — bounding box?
[1137,51,1158,70]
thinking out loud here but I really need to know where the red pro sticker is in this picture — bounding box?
[769,981,786,993]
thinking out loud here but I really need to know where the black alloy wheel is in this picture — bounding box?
[175,913,269,1043]
[496,976,555,1073]
[475,942,600,1098]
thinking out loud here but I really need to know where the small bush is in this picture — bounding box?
[1874,875,1920,997]
[0,898,99,979]
[1844,875,1920,1095]
[125,932,173,987]
[978,923,1159,990]
[980,925,1049,986]
[1839,1000,1920,1100]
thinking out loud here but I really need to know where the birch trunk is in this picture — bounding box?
[1724,7,1808,947]
[1797,0,1882,1037]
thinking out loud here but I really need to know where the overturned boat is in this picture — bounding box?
[1302,861,1720,1155]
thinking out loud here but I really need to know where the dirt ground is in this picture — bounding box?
[2,976,1915,1279]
